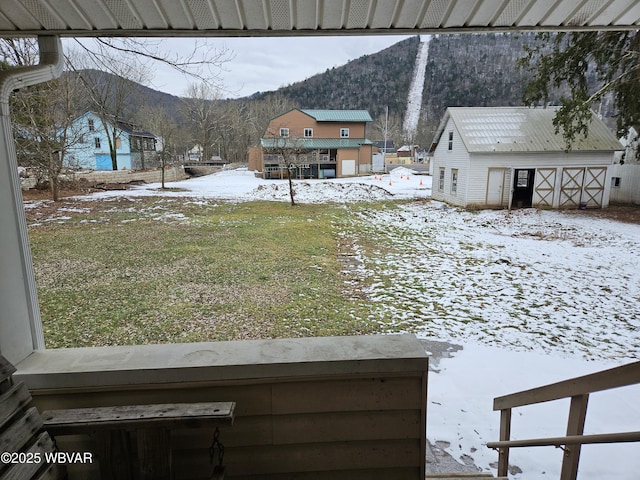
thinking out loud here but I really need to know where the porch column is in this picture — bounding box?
[0,36,64,363]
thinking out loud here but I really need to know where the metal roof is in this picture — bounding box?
[301,110,373,123]
[437,107,623,153]
[0,0,639,37]
[261,137,372,150]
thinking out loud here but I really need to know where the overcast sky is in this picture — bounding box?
[142,36,412,98]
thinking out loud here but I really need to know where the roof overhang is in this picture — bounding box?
[1,0,639,38]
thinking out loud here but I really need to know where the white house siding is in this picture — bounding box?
[431,119,471,207]
[609,163,640,204]
[455,151,614,209]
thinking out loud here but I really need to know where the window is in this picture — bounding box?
[94,137,101,149]
[451,169,458,194]
[448,131,454,151]
[279,128,289,137]
[438,168,445,191]
[304,128,313,138]
[612,177,621,188]
[516,170,529,187]
[88,119,94,132]
[340,128,349,138]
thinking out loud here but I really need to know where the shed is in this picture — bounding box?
[430,107,623,209]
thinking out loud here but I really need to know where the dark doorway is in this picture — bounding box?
[512,169,535,208]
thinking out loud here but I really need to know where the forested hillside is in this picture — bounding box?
[253,36,421,122]
[264,33,540,145]
[421,33,536,139]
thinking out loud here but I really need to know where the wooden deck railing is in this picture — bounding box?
[486,360,640,480]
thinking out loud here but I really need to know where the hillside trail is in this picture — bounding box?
[403,35,431,138]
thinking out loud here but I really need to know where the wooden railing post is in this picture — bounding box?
[560,394,589,480]
[497,408,512,477]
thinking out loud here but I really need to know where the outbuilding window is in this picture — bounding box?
[279,128,289,137]
[448,131,454,150]
[451,169,458,194]
[340,128,350,138]
[94,137,101,149]
[438,168,445,191]
[612,177,621,188]
[304,128,313,138]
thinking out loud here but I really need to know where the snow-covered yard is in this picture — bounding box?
[27,167,640,479]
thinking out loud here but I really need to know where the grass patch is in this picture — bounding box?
[29,198,390,348]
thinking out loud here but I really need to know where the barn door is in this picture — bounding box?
[512,169,535,208]
[533,168,557,208]
[486,168,505,207]
[582,167,607,208]
[560,167,585,208]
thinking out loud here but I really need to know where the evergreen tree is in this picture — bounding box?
[520,31,640,151]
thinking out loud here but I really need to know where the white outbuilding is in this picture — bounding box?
[430,107,623,209]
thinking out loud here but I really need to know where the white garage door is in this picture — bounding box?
[342,159,356,176]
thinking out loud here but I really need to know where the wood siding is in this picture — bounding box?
[265,110,367,139]
[18,336,428,480]
[433,127,615,209]
[431,118,471,207]
[609,164,640,204]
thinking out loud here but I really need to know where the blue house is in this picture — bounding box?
[64,112,157,171]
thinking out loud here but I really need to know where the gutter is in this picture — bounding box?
[0,36,64,359]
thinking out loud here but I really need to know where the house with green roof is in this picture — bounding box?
[430,107,623,209]
[249,108,374,179]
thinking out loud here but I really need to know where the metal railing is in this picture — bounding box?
[486,360,640,479]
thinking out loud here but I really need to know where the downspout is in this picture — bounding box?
[0,36,64,363]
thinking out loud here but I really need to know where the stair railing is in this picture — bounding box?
[486,360,640,480]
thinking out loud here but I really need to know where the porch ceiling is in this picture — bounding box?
[0,0,639,38]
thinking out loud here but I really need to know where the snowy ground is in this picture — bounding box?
[32,167,640,479]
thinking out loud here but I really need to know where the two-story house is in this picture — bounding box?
[250,109,374,179]
[64,112,158,171]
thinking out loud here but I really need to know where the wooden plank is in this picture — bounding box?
[172,416,271,448]
[0,355,16,384]
[94,430,134,480]
[0,382,32,430]
[486,431,640,448]
[496,408,511,478]
[137,428,171,480]
[0,407,43,461]
[41,402,234,434]
[0,432,64,480]
[229,467,420,480]
[560,394,589,480]
[171,410,421,453]
[34,384,268,416]
[494,360,640,410]
[203,440,422,476]
[174,447,422,477]
[272,410,422,445]
[272,377,423,414]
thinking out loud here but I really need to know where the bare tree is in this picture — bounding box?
[68,45,150,171]
[368,111,402,147]
[247,93,298,141]
[137,105,187,188]
[5,40,86,200]
[264,134,307,206]
[181,82,225,163]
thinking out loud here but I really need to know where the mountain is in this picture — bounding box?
[67,68,186,122]
[254,33,541,144]
[71,33,576,148]
[251,36,421,122]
